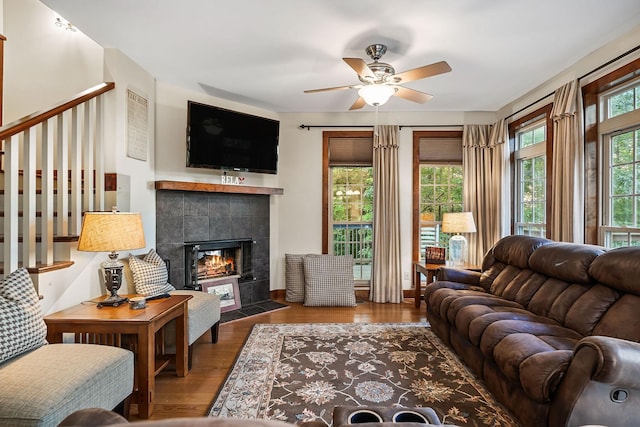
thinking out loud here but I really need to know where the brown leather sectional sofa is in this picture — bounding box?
[425,235,640,427]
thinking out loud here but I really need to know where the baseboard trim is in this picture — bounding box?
[271,289,418,301]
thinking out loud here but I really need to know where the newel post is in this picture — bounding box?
[0,34,5,126]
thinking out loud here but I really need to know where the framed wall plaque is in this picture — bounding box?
[126,88,148,161]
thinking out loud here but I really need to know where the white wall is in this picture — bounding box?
[2,0,103,123]
[154,81,280,188]
[103,48,157,244]
[498,25,640,120]
[2,0,156,313]
[38,50,156,314]
[274,111,495,292]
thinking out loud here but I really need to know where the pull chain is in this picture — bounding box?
[374,105,379,136]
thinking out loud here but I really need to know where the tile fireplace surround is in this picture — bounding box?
[155,182,277,306]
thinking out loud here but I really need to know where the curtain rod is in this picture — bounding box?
[504,43,640,120]
[298,124,463,130]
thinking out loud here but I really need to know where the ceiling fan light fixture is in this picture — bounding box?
[358,84,396,107]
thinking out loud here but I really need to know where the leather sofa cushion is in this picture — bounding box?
[480,319,583,359]
[529,242,605,285]
[564,285,619,336]
[460,306,556,346]
[494,333,573,402]
[425,284,488,320]
[481,320,582,402]
[483,235,550,270]
[427,285,522,325]
[589,246,640,295]
[446,293,523,324]
[593,293,640,342]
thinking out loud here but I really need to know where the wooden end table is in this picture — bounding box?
[413,262,479,308]
[44,294,192,419]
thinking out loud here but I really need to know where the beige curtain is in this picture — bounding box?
[370,125,402,303]
[550,80,584,243]
[462,120,509,265]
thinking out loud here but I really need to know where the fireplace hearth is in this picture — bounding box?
[185,239,254,290]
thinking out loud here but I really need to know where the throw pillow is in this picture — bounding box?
[303,255,356,307]
[0,268,47,363]
[129,249,176,296]
[285,253,307,302]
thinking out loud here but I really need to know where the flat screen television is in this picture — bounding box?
[186,101,279,174]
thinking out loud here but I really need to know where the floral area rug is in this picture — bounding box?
[209,323,520,426]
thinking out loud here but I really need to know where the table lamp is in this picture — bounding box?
[77,210,146,307]
[441,212,476,267]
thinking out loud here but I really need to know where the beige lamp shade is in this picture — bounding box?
[77,212,146,252]
[441,212,477,234]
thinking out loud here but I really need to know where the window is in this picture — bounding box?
[419,165,463,250]
[599,78,640,247]
[509,105,552,238]
[331,167,373,280]
[412,131,463,262]
[322,131,374,284]
[514,121,547,236]
[583,57,640,245]
[606,81,640,118]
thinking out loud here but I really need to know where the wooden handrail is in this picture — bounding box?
[0,82,115,140]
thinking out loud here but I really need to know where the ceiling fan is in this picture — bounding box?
[304,44,452,110]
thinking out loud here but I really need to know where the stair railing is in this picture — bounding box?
[0,82,115,275]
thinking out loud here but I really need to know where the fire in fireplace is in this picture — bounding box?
[198,252,235,279]
[184,238,254,290]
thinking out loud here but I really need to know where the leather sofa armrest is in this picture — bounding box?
[549,335,640,427]
[436,267,481,286]
[575,336,640,387]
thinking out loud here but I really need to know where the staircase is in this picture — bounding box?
[0,82,116,278]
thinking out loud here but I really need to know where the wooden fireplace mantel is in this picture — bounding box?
[155,180,284,196]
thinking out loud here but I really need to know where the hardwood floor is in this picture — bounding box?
[129,296,426,421]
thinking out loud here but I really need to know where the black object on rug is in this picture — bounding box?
[220,300,289,323]
[209,323,521,427]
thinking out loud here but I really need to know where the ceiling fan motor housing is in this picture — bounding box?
[360,44,395,83]
[365,44,387,61]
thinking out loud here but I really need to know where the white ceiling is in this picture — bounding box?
[41,0,640,113]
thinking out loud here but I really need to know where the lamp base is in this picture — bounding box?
[449,234,467,267]
[99,261,127,308]
[97,294,129,308]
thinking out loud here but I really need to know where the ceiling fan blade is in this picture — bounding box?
[349,97,366,110]
[304,84,354,93]
[393,86,434,104]
[393,61,452,83]
[343,58,376,80]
